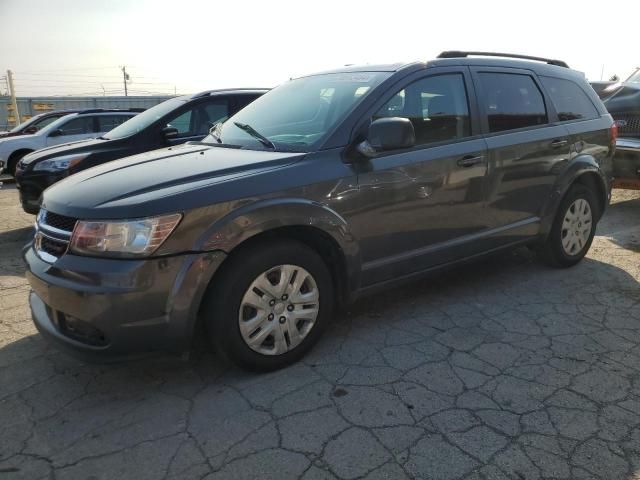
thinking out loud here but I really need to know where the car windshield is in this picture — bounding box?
[207,71,391,151]
[626,68,640,84]
[102,97,186,140]
[8,113,46,133]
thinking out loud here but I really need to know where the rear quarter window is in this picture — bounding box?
[540,76,599,122]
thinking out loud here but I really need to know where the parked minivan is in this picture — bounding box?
[25,52,615,370]
[15,89,267,213]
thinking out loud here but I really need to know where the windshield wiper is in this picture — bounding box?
[233,122,275,150]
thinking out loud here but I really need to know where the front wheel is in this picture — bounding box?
[202,239,334,371]
[537,184,599,268]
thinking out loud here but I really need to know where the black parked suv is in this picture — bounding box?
[592,68,640,189]
[25,52,615,370]
[15,89,267,213]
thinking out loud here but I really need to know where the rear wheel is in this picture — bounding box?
[537,184,599,268]
[202,239,334,371]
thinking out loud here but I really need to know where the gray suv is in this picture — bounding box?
[24,51,615,370]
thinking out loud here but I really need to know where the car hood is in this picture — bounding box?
[602,83,640,113]
[20,138,105,165]
[42,143,306,219]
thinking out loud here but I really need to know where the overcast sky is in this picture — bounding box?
[0,0,637,97]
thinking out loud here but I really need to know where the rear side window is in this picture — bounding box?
[375,73,471,145]
[540,76,599,121]
[478,73,548,133]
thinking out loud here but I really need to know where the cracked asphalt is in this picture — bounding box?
[1,182,640,480]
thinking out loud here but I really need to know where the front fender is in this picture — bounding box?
[196,197,361,290]
[539,155,610,238]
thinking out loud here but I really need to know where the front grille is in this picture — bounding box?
[43,211,77,233]
[35,209,75,262]
[613,114,640,138]
[40,235,68,257]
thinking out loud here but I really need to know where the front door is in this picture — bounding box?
[352,68,490,286]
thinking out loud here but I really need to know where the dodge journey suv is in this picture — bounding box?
[24,52,615,370]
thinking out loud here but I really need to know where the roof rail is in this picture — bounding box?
[77,108,145,114]
[191,88,270,99]
[437,51,569,68]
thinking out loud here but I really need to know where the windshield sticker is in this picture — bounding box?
[332,73,378,83]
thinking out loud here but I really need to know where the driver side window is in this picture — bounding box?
[166,110,193,136]
[374,73,471,146]
[165,99,230,138]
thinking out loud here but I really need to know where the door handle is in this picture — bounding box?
[457,155,485,168]
[550,139,568,149]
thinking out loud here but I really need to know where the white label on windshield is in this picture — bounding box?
[332,73,378,83]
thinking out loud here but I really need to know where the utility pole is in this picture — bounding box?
[121,66,129,96]
[7,70,20,126]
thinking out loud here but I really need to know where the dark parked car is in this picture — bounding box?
[15,89,267,213]
[592,68,640,189]
[25,52,615,370]
[0,110,82,139]
[1,109,144,177]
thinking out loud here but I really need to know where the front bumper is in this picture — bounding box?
[15,169,67,214]
[24,245,227,360]
[612,137,640,189]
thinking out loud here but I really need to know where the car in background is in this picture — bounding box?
[15,89,267,213]
[0,110,83,139]
[24,52,614,370]
[0,109,141,176]
[591,68,640,189]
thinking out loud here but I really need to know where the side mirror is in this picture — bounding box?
[357,117,415,158]
[161,126,179,140]
[24,126,38,134]
[48,129,63,137]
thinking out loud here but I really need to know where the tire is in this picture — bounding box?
[537,184,599,268]
[202,239,334,371]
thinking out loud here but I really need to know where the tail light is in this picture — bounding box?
[610,122,618,143]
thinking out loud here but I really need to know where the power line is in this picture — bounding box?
[15,66,125,73]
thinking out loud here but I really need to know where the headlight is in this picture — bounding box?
[69,213,182,257]
[33,153,89,172]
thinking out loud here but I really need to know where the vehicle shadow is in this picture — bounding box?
[1,245,638,392]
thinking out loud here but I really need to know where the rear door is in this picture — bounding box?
[45,116,96,146]
[471,67,571,243]
[353,67,490,285]
[538,75,612,176]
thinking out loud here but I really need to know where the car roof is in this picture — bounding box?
[305,52,583,80]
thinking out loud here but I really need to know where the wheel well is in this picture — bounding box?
[8,149,33,168]
[573,172,606,219]
[202,226,349,312]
